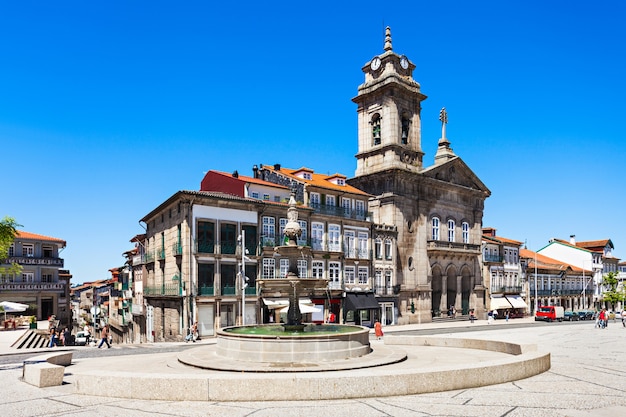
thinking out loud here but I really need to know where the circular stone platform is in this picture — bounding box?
[62,334,551,402]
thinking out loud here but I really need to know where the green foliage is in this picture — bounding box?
[0,216,23,276]
[601,271,624,307]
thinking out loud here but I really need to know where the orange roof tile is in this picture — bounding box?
[520,248,591,273]
[262,165,371,196]
[16,231,66,246]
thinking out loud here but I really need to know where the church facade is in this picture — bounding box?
[348,28,491,323]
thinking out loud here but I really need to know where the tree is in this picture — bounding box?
[601,271,624,309]
[0,216,22,276]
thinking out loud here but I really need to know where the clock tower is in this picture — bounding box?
[349,27,491,324]
[353,26,427,177]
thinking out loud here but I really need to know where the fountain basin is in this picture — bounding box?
[216,324,370,363]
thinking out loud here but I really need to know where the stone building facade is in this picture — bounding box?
[348,28,491,323]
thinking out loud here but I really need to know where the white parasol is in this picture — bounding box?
[0,301,28,320]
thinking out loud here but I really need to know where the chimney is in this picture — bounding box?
[232,170,239,178]
[274,163,281,171]
[570,235,576,245]
[252,165,259,179]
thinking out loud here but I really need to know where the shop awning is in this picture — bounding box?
[277,303,322,314]
[489,296,513,311]
[344,292,380,311]
[263,298,316,311]
[505,295,528,309]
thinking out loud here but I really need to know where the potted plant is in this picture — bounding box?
[29,315,37,329]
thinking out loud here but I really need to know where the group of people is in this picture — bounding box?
[595,308,626,329]
[48,326,71,347]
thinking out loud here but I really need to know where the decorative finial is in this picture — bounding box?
[439,107,448,140]
[384,26,392,51]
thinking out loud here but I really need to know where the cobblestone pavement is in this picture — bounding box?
[1,319,625,416]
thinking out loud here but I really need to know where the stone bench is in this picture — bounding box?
[22,351,73,388]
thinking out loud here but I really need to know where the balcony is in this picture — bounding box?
[7,256,64,267]
[195,240,215,254]
[244,286,256,295]
[222,285,236,295]
[157,248,166,260]
[309,203,371,221]
[484,254,503,263]
[143,252,155,263]
[374,285,395,296]
[427,240,481,255]
[490,285,523,294]
[172,242,183,256]
[198,285,214,296]
[143,284,182,296]
[535,289,582,296]
[0,282,65,292]
[132,254,143,265]
[220,242,237,255]
[261,235,280,248]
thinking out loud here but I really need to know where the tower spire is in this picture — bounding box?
[384,26,392,51]
[435,107,456,165]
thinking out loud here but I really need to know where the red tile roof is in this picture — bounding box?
[16,231,66,246]
[262,165,371,196]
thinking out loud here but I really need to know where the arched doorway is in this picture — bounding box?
[431,266,442,317]
[461,266,472,315]
[446,267,457,313]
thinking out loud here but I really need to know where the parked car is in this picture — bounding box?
[74,331,90,346]
[564,311,579,321]
[577,311,593,320]
[535,306,564,322]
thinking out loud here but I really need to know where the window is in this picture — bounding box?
[8,244,14,257]
[279,259,290,277]
[302,172,312,180]
[344,230,356,258]
[401,114,410,144]
[311,222,324,250]
[22,272,34,283]
[42,245,53,258]
[447,219,455,242]
[298,259,307,278]
[328,224,341,251]
[263,194,270,201]
[251,191,259,199]
[310,192,320,207]
[329,262,341,288]
[326,195,336,207]
[358,267,368,285]
[197,221,215,253]
[462,222,469,244]
[385,239,392,260]
[337,178,345,186]
[341,197,351,215]
[262,258,275,279]
[42,274,53,283]
[431,217,440,240]
[298,220,307,245]
[371,113,381,145]
[312,261,324,279]
[198,263,215,294]
[262,216,275,246]
[22,244,34,257]
[344,266,356,285]
[358,232,368,259]
[355,200,365,217]
[375,238,382,259]
[220,223,237,254]
[274,196,281,202]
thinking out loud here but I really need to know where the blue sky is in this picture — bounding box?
[2,1,625,284]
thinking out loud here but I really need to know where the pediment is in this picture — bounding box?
[421,157,491,194]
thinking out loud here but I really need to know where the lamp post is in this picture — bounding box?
[534,250,538,316]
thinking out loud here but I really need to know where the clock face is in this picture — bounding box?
[400,56,409,69]
[370,56,381,71]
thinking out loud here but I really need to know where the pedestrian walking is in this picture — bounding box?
[186,321,198,343]
[48,327,57,348]
[98,324,111,348]
[469,309,476,323]
[374,320,384,340]
[487,310,494,324]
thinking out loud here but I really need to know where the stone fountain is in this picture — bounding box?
[210,192,372,367]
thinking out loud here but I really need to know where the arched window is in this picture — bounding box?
[384,239,392,260]
[401,113,410,145]
[447,219,455,242]
[375,238,382,259]
[431,217,440,240]
[371,113,381,145]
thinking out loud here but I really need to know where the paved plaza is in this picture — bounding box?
[1,318,625,416]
